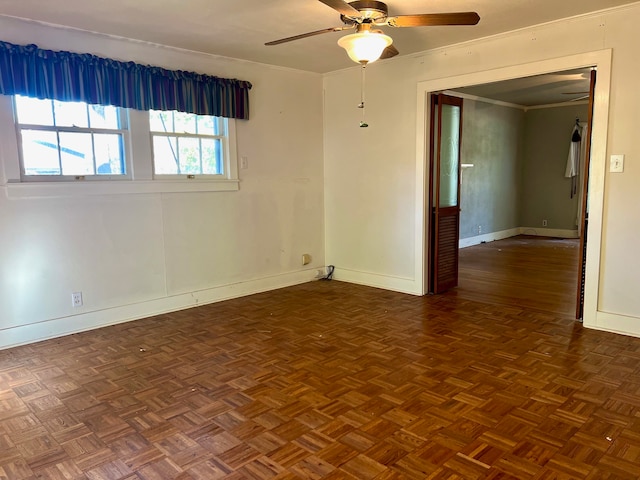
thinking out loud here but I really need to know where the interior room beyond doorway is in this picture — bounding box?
[445,68,592,317]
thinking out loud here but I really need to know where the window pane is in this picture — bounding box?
[153,136,179,174]
[94,134,124,175]
[197,115,215,135]
[88,104,119,129]
[174,111,196,134]
[178,137,201,174]
[21,129,60,175]
[149,110,173,133]
[15,96,54,126]
[202,138,223,174]
[439,104,461,208]
[53,100,88,127]
[58,132,94,175]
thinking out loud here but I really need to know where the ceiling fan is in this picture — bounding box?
[266,0,480,64]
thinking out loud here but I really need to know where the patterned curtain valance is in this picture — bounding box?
[0,41,252,120]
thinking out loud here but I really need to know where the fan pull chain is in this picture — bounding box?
[358,64,368,128]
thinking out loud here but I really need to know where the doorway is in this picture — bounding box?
[415,50,612,327]
[433,68,596,317]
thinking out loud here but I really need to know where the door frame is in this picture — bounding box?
[414,49,612,328]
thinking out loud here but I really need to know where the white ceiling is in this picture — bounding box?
[0,0,636,73]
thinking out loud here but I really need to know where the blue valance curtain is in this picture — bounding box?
[0,41,252,120]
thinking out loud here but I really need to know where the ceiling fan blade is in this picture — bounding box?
[265,26,352,46]
[380,44,399,60]
[318,0,362,17]
[570,95,590,102]
[387,12,480,27]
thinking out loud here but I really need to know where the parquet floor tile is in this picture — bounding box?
[3,237,640,478]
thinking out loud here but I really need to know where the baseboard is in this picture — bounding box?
[0,269,319,351]
[459,228,520,248]
[332,268,421,296]
[585,311,640,339]
[460,227,578,248]
[519,227,579,238]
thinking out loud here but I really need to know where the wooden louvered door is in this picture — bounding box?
[429,94,463,294]
[575,69,597,320]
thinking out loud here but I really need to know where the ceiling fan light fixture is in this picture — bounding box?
[337,30,392,64]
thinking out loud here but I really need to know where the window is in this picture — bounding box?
[14,95,128,180]
[0,94,239,197]
[150,110,229,177]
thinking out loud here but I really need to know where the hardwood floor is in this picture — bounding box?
[2,247,640,479]
[452,236,579,316]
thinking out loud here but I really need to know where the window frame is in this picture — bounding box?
[13,96,131,182]
[149,110,236,180]
[0,95,240,198]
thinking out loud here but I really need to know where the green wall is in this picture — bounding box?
[459,101,525,239]
[459,99,589,240]
[520,104,589,230]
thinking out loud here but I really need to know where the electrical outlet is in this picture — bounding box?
[71,291,83,307]
[240,156,249,169]
[542,219,548,227]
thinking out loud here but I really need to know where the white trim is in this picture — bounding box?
[332,268,421,296]
[582,51,612,329]
[443,90,525,110]
[0,269,319,351]
[0,95,20,183]
[591,311,640,339]
[416,88,429,295]
[416,50,612,326]
[226,118,239,183]
[443,90,591,112]
[524,100,590,111]
[460,227,579,249]
[519,227,579,238]
[2,179,240,198]
[459,228,521,248]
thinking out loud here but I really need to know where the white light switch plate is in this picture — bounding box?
[610,154,624,173]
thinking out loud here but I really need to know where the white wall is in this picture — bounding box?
[0,17,325,348]
[324,4,640,335]
[323,62,418,293]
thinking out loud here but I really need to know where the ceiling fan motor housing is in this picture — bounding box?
[346,0,388,21]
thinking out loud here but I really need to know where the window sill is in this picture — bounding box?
[2,179,240,198]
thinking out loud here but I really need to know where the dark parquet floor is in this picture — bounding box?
[2,237,640,479]
[452,236,580,316]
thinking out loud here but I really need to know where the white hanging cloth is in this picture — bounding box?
[565,124,582,198]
